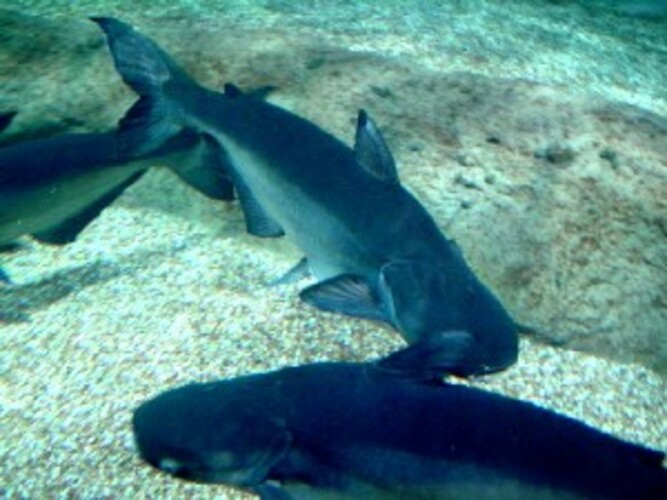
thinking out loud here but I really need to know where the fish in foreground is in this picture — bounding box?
[94,17,518,376]
[133,345,667,499]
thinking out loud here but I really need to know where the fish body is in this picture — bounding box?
[95,17,518,376]
[133,354,667,499]
[0,125,232,246]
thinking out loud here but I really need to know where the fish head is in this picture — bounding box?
[132,380,290,485]
[378,260,518,375]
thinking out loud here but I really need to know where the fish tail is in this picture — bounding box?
[93,17,236,202]
[92,17,195,156]
[92,17,193,97]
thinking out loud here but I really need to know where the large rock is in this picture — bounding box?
[1,10,665,372]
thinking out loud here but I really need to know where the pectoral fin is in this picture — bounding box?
[0,268,10,284]
[300,274,386,322]
[33,170,146,244]
[377,330,477,379]
[239,428,292,488]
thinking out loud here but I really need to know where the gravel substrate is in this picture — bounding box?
[1,1,665,497]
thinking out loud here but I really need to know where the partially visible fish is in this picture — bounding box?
[133,342,667,499]
[0,111,17,134]
[0,100,234,279]
[94,17,519,376]
[616,0,667,19]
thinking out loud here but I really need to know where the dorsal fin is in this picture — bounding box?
[224,83,277,100]
[224,83,244,98]
[0,111,17,133]
[354,109,399,184]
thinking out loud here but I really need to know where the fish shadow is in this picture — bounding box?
[0,247,182,323]
[0,261,124,323]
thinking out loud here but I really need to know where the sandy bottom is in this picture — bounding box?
[2,1,666,497]
[0,169,665,498]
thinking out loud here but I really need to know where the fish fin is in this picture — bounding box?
[167,132,236,201]
[300,274,386,321]
[92,17,192,94]
[244,428,292,488]
[271,257,311,286]
[224,82,277,100]
[234,173,284,237]
[116,94,183,157]
[32,171,146,244]
[0,111,17,133]
[354,109,398,183]
[377,330,477,379]
[254,483,293,500]
[224,82,244,98]
[93,17,191,156]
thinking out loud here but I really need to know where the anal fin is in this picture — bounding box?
[233,172,284,238]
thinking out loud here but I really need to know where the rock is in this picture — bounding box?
[1,10,665,372]
[534,143,576,166]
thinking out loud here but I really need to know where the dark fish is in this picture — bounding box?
[94,17,518,376]
[0,114,233,248]
[0,111,17,133]
[133,344,667,499]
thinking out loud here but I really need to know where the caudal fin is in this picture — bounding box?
[92,17,193,156]
[91,17,191,94]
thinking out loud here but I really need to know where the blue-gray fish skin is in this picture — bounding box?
[94,17,519,376]
[0,118,233,248]
[132,353,667,499]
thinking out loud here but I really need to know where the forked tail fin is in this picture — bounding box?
[92,17,195,156]
[91,17,192,94]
